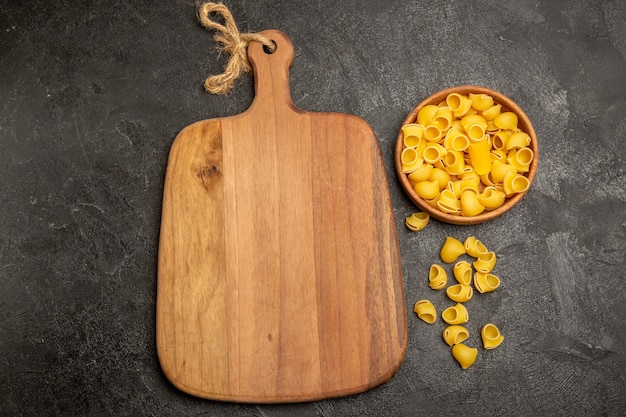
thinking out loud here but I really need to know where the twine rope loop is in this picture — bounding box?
[197,2,275,94]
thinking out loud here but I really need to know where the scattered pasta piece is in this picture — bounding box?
[442,325,469,346]
[405,212,430,232]
[481,323,504,349]
[453,261,472,285]
[428,264,448,290]
[440,236,466,263]
[413,300,437,324]
[452,343,478,369]
[473,251,497,273]
[464,236,488,257]
[442,303,469,325]
[446,284,473,303]
[474,272,501,293]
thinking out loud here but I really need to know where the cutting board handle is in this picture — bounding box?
[247,30,298,114]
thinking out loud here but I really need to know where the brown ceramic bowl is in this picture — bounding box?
[395,85,538,225]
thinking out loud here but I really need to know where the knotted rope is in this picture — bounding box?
[197,2,275,94]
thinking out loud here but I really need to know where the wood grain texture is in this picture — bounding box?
[157,30,406,403]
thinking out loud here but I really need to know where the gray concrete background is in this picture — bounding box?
[1,0,625,415]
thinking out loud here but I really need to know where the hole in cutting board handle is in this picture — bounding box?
[263,40,277,54]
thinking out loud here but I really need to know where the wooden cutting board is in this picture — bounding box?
[157,30,407,403]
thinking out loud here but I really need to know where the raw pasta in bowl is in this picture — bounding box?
[395,86,538,225]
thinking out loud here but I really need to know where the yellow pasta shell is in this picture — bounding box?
[414,180,440,200]
[446,93,473,118]
[481,323,504,349]
[424,195,439,209]
[424,125,443,142]
[407,163,433,184]
[413,300,437,324]
[403,133,424,151]
[490,160,517,183]
[482,103,502,121]
[492,130,511,150]
[453,261,473,286]
[451,343,478,369]
[429,168,451,191]
[507,147,534,172]
[479,172,496,187]
[473,251,496,273]
[449,179,462,198]
[442,303,469,325]
[440,236,466,263]
[466,123,486,143]
[460,189,485,217]
[494,111,518,131]
[437,205,461,216]
[477,187,506,210]
[459,176,480,195]
[428,263,448,290]
[417,104,439,126]
[505,131,531,150]
[490,149,507,162]
[400,147,423,173]
[401,123,425,148]
[446,283,473,303]
[438,189,460,208]
[460,167,480,181]
[449,119,463,132]
[474,272,501,293]
[486,120,499,132]
[434,107,454,131]
[423,143,447,164]
[429,278,448,291]
[444,150,465,175]
[444,129,470,152]
[437,197,461,216]
[460,114,488,133]
[443,325,470,346]
[405,212,430,232]
[464,236,488,257]
[467,137,492,175]
[503,172,530,196]
[469,93,494,111]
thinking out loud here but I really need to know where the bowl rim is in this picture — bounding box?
[395,85,539,225]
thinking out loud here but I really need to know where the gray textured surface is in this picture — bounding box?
[1,0,625,416]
